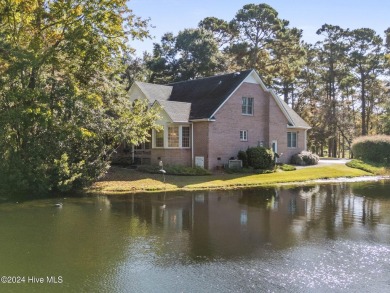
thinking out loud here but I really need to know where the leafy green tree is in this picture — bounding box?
[227,3,286,81]
[147,32,179,83]
[0,0,159,195]
[295,44,329,155]
[271,27,306,104]
[382,99,390,135]
[198,17,235,49]
[348,28,384,135]
[315,24,351,157]
[147,28,226,83]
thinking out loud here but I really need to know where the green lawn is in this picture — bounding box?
[90,164,371,194]
[346,159,389,175]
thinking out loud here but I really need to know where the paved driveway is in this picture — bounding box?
[294,159,351,169]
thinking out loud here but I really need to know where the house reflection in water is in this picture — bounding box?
[107,187,310,258]
[106,184,386,259]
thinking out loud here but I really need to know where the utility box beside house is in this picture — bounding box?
[195,156,205,168]
[228,160,243,169]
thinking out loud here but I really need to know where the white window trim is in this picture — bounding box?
[153,125,191,149]
[287,131,298,148]
[153,129,164,148]
[242,97,254,116]
[168,125,180,148]
[240,130,248,142]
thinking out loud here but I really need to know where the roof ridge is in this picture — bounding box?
[168,69,253,86]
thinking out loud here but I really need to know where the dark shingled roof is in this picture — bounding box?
[168,70,253,119]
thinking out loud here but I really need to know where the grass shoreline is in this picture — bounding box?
[89,163,374,195]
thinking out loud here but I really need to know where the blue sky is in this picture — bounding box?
[129,0,390,55]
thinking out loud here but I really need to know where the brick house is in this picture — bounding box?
[127,69,310,169]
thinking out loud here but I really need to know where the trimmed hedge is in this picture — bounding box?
[246,146,274,169]
[352,135,390,164]
[291,151,319,166]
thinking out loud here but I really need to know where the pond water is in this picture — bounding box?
[1,181,390,292]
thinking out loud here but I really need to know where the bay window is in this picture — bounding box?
[154,125,191,148]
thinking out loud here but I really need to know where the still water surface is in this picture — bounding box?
[1,182,390,292]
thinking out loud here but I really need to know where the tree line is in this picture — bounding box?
[127,3,390,158]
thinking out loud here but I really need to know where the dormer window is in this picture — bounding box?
[242,97,253,115]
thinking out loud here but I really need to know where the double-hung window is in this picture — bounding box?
[240,130,248,141]
[181,126,190,148]
[155,130,164,148]
[168,126,179,147]
[242,97,254,115]
[287,132,297,148]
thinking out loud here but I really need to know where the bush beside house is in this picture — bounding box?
[290,151,319,166]
[245,147,275,170]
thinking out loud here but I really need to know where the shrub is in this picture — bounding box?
[352,135,390,164]
[290,151,319,166]
[246,146,274,169]
[280,164,296,171]
[237,150,248,167]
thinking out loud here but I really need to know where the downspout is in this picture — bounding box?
[191,122,194,167]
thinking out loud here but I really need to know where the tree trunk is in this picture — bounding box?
[361,73,367,135]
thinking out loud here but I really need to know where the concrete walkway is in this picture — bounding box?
[294,158,351,169]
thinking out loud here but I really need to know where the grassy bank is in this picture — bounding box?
[346,159,390,175]
[90,164,372,194]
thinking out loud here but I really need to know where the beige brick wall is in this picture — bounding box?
[268,93,307,163]
[208,83,271,169]
[193,122,210,169]
[280,128,307,163]
[268,93,289,163]
[151,148,192,167]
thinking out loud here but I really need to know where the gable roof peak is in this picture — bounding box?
[135,81,172,101]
